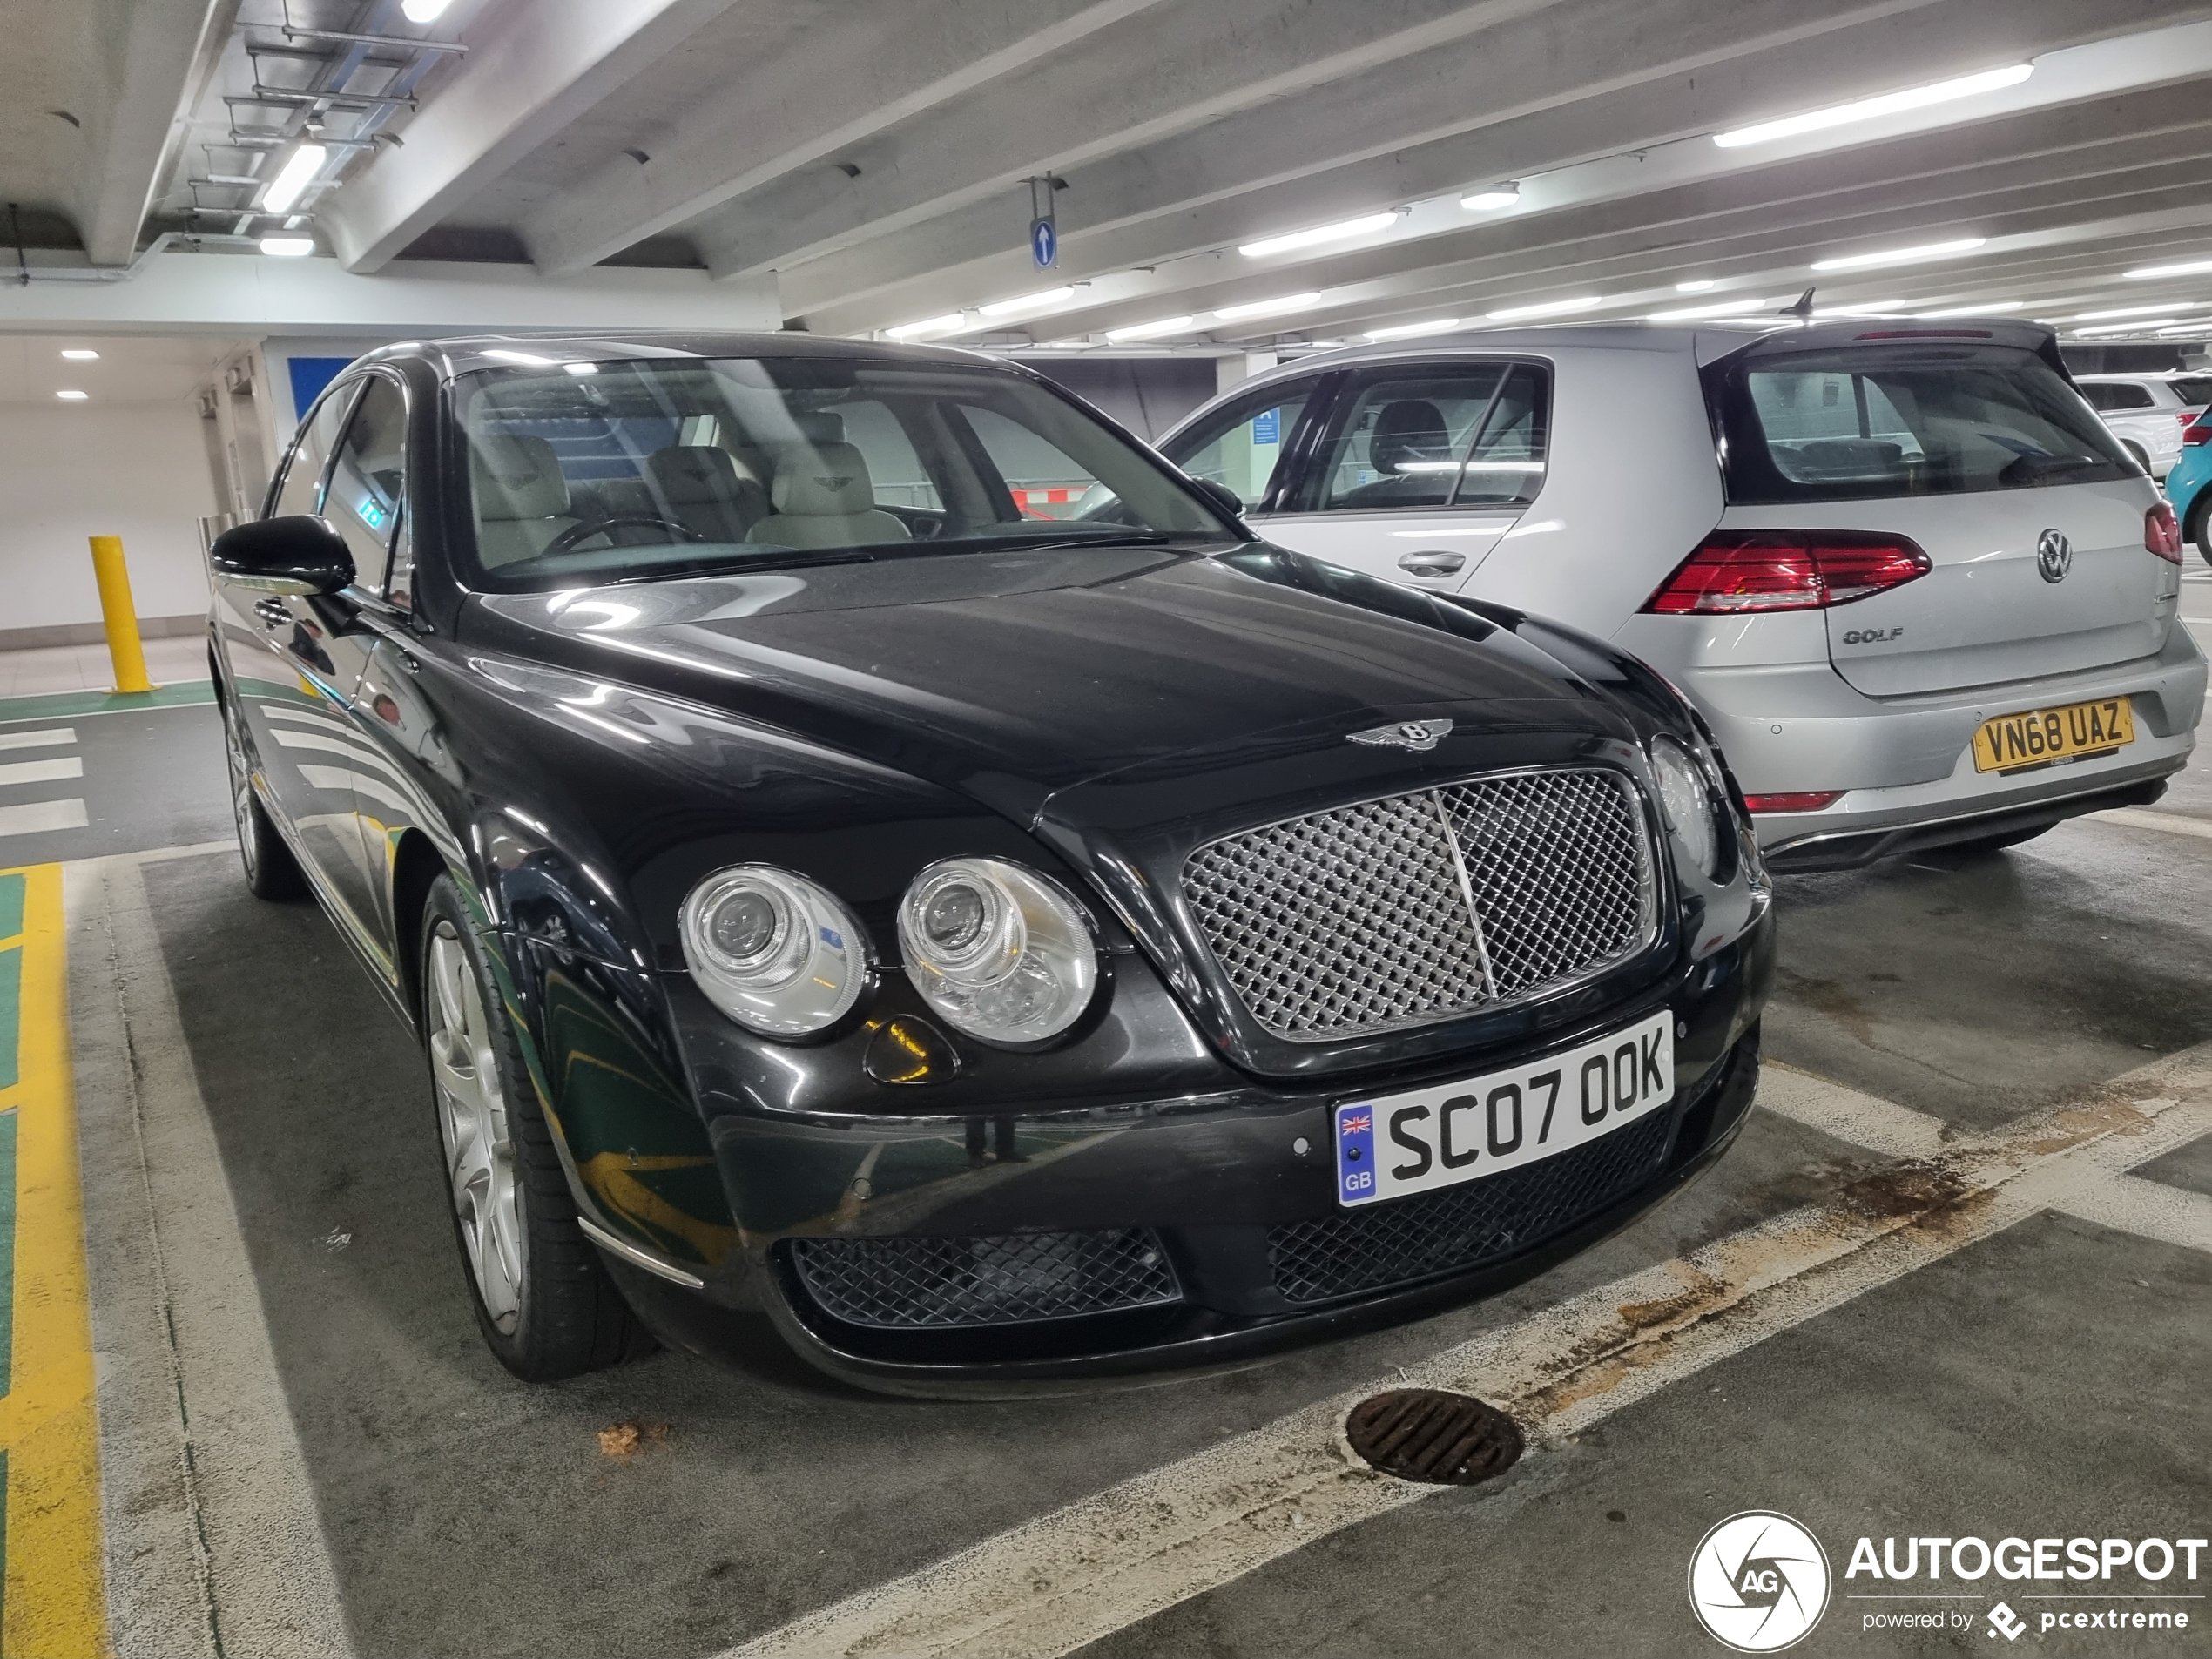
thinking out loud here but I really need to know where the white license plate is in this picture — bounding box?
[1332,1011,1676,1208]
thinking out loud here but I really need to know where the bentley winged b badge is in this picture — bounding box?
[1347,718,1454,752]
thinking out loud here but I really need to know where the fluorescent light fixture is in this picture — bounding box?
[1104,315,1197,341]
[258,236,314,257]
[2071,301,2207,321]
[2124,258,2212,280]
[1238,212,1399,259]
[1823,300,1912,316]
[401,0,453,19]
[979,286,1076,319]
[2155,321,2212,336]
[1032,339,1093,349]
[1212,291,1323,321]
[59,348,99,360]
[1648,296,1770,321]
[1811,238,1986,273]
[1713,64,2032,149]
[56,389,88,401]
[1487,294,1606,321]
[1461,184,1520,211]
[563,362,600,375]
[885,313,966,340]
[1915,300,2025,316]
[481,348,556,365]
[1676,280,1718,293]
[2073,319,2177,335]
[260,143,327,214]
[1364,317,1463,341]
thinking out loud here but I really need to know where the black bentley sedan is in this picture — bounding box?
[206,334,1774,1393]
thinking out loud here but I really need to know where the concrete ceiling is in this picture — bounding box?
[10,0,2212,347]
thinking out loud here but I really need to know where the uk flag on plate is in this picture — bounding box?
[1335,1103,1377,1204]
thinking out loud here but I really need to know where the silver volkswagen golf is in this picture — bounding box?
[1157,319,2206,871]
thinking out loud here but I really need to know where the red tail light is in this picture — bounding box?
[2184,417,2212,446]
[2147,502,2183,563]
[1743,792,1844,813]
[1643,531,1932,615]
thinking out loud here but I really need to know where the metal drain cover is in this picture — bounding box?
[1345,1388,1524,1485]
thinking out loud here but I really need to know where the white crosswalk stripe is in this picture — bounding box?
[0,725,88,836]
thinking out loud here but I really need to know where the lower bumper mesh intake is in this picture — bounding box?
[788,1227,1181,1329]
[1268,1109,1676,1305]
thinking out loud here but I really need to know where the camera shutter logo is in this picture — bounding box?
[1688,1511,1831,1652]
[2036,528,2072,583]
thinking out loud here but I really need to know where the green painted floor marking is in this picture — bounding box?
[0,681,214,727]
[0,873,21,942]
[0,948,17,1095]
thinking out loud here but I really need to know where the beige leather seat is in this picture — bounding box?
[644,445,768,543]
[469,435,577,567]
[750,442,911,549]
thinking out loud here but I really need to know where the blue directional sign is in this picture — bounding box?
[1030,215,1057,270]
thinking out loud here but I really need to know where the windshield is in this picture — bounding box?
[1704,343,2134,503]
[451,355,1234,589]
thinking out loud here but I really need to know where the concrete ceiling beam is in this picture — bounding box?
[74,0,237,266]
[517,0,1178,280]
[320,0,743,276]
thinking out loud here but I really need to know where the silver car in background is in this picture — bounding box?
[1157,319,2205,872]
[2074,372,2212,482]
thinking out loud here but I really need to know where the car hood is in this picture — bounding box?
[464,543,1629,826]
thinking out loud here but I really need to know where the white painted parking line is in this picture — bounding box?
[2053,1173,2212,1254]
[727,1054,2212,1659]
[0,725,76,752]
[2094,806,2212,840]
[0,798,91,836]
[1757,1062,1949,1158]
[0,755,84,786]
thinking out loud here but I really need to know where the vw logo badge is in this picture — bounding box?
[2035,528,2072,584]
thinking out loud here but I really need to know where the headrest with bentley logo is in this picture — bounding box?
[469,434,570,521]
[771,442,878,516]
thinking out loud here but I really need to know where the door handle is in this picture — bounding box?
[253,597,290,626]
[1397,550,1467,577]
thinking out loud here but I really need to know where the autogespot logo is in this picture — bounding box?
[1689,1511,1833,1652]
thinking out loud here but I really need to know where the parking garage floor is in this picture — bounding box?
[2,583,2209,1659]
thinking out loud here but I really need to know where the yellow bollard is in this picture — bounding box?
[86,534,157,693]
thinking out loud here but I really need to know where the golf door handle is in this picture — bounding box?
[1397,550,1467,577]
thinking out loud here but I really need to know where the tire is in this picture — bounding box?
[2187,494,2212,567]
[1932,823,2052,860]
[419,874,643,1380]
[218,679,307,900]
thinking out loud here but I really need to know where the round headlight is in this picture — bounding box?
[679,865,867,1036]
[1650,738,1720,879]
[898,858,1097,1044]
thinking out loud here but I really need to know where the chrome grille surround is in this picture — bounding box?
[1182,768,1658,1042]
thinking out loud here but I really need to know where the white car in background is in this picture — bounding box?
[1157,320,2205,872]
[2074,372,2212,482]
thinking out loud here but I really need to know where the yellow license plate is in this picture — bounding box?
[1972,696,2134,773]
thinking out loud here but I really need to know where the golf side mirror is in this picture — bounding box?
[209,516,355,597]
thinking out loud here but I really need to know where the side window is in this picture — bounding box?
[957,404,1102,520]
[1291,363,1550,512]
[268,385,357,521]
[1159,380,1319,509]
[326,377,408,594]
[2082,382,2154,412]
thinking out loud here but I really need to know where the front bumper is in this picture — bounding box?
[617,922,1771,1394]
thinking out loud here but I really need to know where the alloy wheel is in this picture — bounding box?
[221,696,262,885]
[427,921,527,1332]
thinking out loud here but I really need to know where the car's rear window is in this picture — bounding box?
[1704,343,2134,503]
[2168,376,2212,407]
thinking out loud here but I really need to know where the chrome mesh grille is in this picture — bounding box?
[1184,769,1655,1042]
[787,1228,1179,1329]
